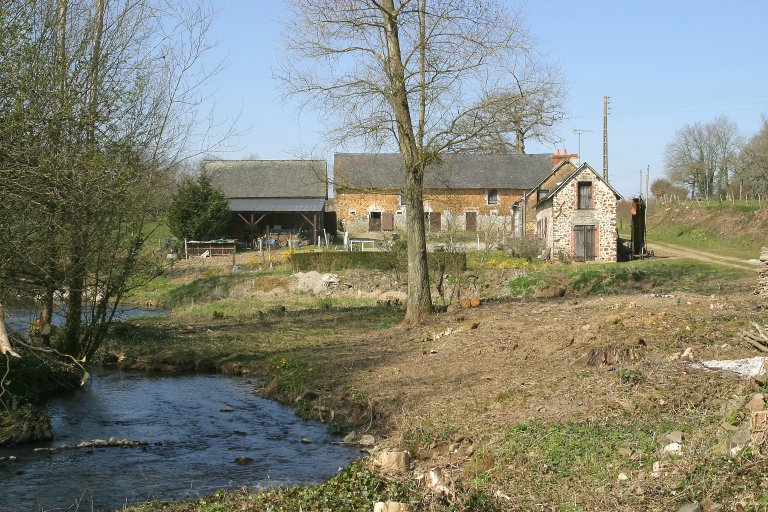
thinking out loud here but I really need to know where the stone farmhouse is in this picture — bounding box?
[334,152,561,235]
[533,163,623,262]
[203,159,329,245]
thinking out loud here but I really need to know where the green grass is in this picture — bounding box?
[647,224,762,260]
[507,259,751,297]
[642,200,768,259]
[125,460,503,512]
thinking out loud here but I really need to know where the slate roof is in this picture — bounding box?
[202,160,327,199]
[228,198,326,212]
[334,153,553,191]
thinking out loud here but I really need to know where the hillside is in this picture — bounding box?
[621,200,768,260]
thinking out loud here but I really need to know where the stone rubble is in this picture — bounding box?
[758,247,768,296]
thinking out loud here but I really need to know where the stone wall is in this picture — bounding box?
[516,161,578,238]
[539,167,618,262]
[335,187,526,234]
[759,247,768,296]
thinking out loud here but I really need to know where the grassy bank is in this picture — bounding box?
[110,252,767,511]
[624,200,768,259]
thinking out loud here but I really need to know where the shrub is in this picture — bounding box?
[507,236,543,260]
[289,250,466,273]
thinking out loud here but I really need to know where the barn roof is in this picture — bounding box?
[228,198,326,212]
[202,160,327,199]
[334,153,553,191]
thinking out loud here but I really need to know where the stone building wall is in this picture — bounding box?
[538,167,618,262]
[517,161,578,237]
[335,187,527,234]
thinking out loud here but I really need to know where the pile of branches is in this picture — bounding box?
[740,322,768,352]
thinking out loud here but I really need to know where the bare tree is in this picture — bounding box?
[282,0,548,323]
[738,115,768,196]
[456,62,566,154]
[0,0,226,360]
[664,117,742,198]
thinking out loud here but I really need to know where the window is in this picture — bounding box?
[537,188,549,202]
[348,210,357,216]
[369,211,382,231]
[487,188,499,205]
[398,195,404,207]
[577,182,592,209]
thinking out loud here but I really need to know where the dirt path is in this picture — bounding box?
[647,240,759,270]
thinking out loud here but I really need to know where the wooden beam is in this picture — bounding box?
[236,213,266,228]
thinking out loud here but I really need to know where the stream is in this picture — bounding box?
[0,372,360,511]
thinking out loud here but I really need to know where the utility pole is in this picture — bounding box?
[645,165,650,201]
[573,128,592,161]
[603,96,610,181]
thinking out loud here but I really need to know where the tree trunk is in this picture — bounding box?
[0,304,20,358]
[40,287,54,347]
[380,0,433,323]
[62,274,84,357]
[404,165,432,323]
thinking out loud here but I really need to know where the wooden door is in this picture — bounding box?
[574,225,596,262]
[429,211,441,232]
[465,211,477,232]
[381,212,394,231]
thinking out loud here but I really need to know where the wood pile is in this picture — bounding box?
[759,247,768,297]
[740,322,768,352]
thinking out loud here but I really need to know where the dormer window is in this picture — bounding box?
[487,189,499,205]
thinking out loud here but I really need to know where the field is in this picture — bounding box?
[108,246,768,511]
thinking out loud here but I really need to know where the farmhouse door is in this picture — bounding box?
[465,211,477,231]
[429,211,441,232]
[574,225,596,262]
[369,212,382,231]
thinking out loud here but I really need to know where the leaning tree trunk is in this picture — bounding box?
[0,304,20,358]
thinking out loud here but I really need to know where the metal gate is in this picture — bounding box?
[574,225,596,262]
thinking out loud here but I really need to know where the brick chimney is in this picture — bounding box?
[552,149,579,168]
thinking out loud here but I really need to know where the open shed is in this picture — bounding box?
[203,160,328,245]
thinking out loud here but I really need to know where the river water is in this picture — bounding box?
[0,372,360,511]
[4,304,168,335]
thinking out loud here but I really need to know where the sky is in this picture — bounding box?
[200,0,768,199]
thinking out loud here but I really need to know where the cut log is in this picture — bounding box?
[469,296,481,308]
[460,298,471,309]
[741,323,768,352]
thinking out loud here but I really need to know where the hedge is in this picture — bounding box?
[289,250,466,273]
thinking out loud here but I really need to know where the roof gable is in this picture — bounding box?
[334,153,554,191]
[536,163,623,207]
[202,160,327,199]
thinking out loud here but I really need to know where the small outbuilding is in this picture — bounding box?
[203,160,328,245]
[535,163,622,262]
